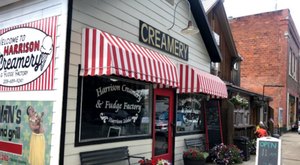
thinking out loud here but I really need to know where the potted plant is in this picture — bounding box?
[183,148,209,165]
[156,159,171,165]
[138,159,153,165]
[138,158,171,165]
[209,143,243,165]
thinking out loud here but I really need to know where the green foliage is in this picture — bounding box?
[210,143,244,164]
[183,148,209,160]
[229,94,249,109]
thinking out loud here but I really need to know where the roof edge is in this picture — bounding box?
[189,0,222,62]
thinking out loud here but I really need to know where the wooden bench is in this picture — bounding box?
[184,137,206,151]
[80,146,145,165]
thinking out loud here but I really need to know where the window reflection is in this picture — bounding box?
[79,76,151,142]
[154,96,169,156]
[176,94,205,133]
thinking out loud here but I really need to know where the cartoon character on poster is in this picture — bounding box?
[27,106,46,165]
[0,101,52,165]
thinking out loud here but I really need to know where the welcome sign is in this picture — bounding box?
[0,16,57,91]
[0,100,53,165]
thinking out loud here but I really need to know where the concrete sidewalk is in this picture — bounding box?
[281,132,300,165]
[241,155,255,165]
[207,132,300,165]
[241,132,300,165]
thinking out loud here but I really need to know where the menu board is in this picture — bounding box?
[205,100,223,150]
[256,137,281,165]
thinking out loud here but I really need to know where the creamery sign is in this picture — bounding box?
[139,20,189,61]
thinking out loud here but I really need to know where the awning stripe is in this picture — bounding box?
[81,28,179,87]
[178,64,228,98]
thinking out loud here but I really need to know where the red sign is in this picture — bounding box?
[0,141,22,155]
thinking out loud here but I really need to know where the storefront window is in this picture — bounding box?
[176,93,205,133]
[77,76,151,143]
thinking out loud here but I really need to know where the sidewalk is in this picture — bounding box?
[241,155,255,165]
[281,132,300,165]
[241,132,300,165]
[206,132,300,165]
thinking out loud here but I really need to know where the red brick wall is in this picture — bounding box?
[229,9,296,127]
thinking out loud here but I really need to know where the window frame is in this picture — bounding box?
[289,48,297,80]
[75,75,152,146]
[175,93,205,135]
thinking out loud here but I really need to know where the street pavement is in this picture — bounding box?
[281,132,300,165]
[242,132,300,165]
[207,131,300,165]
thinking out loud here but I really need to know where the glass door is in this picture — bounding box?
[152,88,174,163]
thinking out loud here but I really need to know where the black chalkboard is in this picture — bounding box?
[256,137,281,165]
[205,100,223,150]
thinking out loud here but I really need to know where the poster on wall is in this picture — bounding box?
[0,16,58,91]
[0,100,53,165]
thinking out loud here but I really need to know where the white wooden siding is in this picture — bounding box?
[0,0,68,165]
[174,134,205,165]
[67,0,211,164]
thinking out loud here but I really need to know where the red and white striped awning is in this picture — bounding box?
[178,64,228,98]
[81,28,179,87]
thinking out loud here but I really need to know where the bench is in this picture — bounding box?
[80,146,145,165]
[184,137,206,151]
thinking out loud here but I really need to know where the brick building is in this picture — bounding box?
[202,0,272,146]
[229,9,300,132]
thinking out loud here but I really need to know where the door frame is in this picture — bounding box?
[152,88,175,163]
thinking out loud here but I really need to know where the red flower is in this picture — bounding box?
[139,159,145,164]
[139,159,153,165]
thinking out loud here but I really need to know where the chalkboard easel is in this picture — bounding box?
[204,100,223,150]
[255,137,281,165]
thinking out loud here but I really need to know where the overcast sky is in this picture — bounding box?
[223,0,300,33]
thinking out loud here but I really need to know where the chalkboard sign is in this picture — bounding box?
[256,137,281,165]
[205,100,223,150]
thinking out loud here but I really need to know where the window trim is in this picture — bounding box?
[75,75,153,146]
[289,48,297,80]
[175,93,205,134]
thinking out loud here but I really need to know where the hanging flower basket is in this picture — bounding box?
[229,94,249,109]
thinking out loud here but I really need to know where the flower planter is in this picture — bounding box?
[183,158,206,165]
